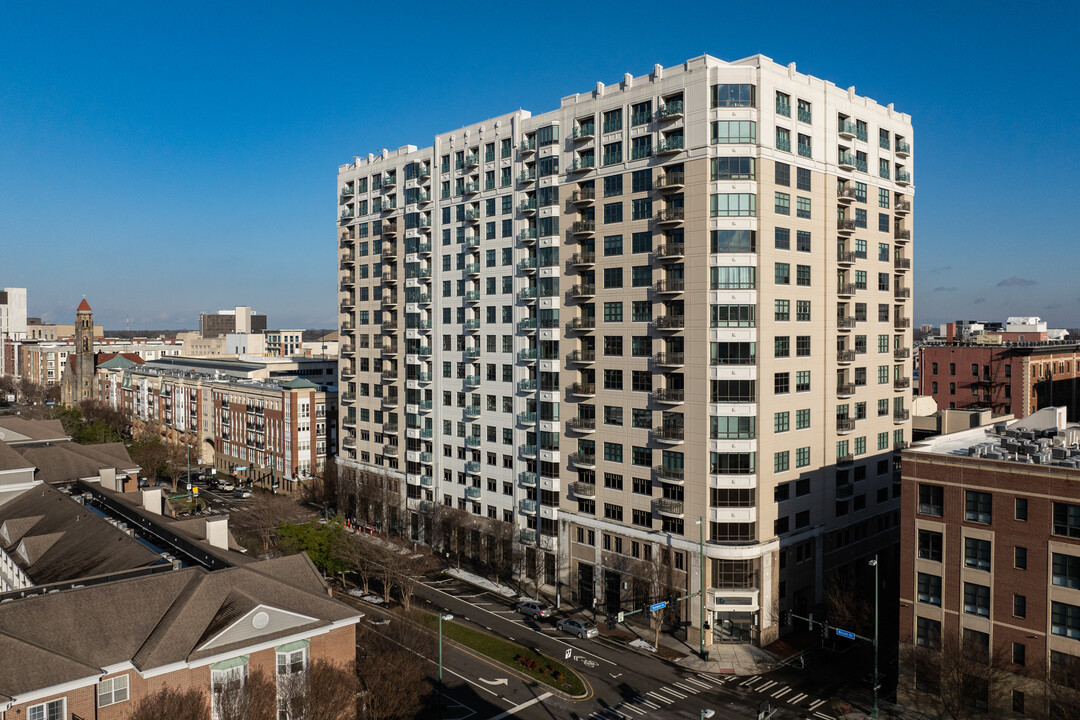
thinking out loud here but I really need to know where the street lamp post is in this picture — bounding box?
[869,554,880,718]
[438,613,453,720]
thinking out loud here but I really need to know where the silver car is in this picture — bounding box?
[515,601,553,619]
[557,617,599,639]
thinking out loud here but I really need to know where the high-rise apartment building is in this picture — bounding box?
[337,54,914,646]
[199,306,268,338]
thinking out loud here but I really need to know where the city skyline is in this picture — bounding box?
[2,1,1079,328]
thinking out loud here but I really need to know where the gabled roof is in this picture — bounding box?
[76,298,92,312]
[14,442,139,484]
[96,352,144,369]
[0,442,34,472]
[0,554,362,699]
[0,418,69,446]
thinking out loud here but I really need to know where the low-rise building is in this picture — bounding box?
[899,407,1080,717]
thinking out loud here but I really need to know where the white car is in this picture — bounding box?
[217,481,235,492]
[515,601,553,619]
[557,617,599,639]
[233,488,252,499]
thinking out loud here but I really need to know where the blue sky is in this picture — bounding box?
[2,1,1078,330]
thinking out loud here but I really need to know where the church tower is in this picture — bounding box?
[62,298,96,405]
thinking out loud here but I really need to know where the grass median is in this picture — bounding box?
[416,611,586,696]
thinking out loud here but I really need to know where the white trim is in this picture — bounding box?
[99,661,136,674]
[196,604,319,652]
[3,674,103,711]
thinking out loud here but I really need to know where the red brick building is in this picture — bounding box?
[899,408,1080,717]
[0,554,360,720]
[918,343,1080,421]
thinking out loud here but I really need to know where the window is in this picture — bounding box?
[603,235,623,256]
[1052,553,1080,589]
[918,530,942,561]
[796,265,811,286]
[916,617,941,649]
[631,170,652,193]
[1014,594,1027,618]
[775,227,790,250]
[795,408,810,429]
[631,301,652,322]
[603,202,623,223]
[603,267,623,288]
[796,231,811,252]
[963,582,991,617]
[918,484,943,516]
[712,157,756,180]
[604,443,623,463]
[774,411,790,432]
[775,262,790,284]
[796,447,810,467]
[796,196,811,218]
[774,192,790,215]
[27,700,65,720]
[774,336,789,357]
[1052,601,1080,639]
[775,300,790,321]
[795,370,810,392]
[774,373,790,394]
[965,491,992,523]
[604,174,623,197]
[603,302,623,322]
[1013,643,1026,667]
[796,166,811,191]
[796,300,811,322]
[917,573,942,606]
[712,193,757,217]
[98,675,130,707]
[711,304,755,327]
[711,120,756,144]
[711,266,755,289]
[796,336,811,356]
[1054,502,1080,538]
[711,83,756,107]
[775,161,790,186]
[774,451,790,472]
[1015,546,1028,569]
[964,537,991,571]
[1015,497,1028,520]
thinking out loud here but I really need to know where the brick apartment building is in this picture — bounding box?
[899,407,1080,717]
[918,343,1080,421]
[0,554,360,720]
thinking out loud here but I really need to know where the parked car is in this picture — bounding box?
[234,488,252,499]
[217,481,235,492]
[515,601,553,619]
[556,617,599,639]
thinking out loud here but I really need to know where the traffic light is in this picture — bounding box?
[605,616,616,631]
[779,610,789,627]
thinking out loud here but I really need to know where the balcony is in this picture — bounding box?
[418,401,433,412]
[837,185,858,203]
[894,410,911,423]
[519,318,537,333]
[567,350,595,365]
[570,188,595,206]
[653,426,685,445]
[381,369,398,382]
[517,379,537,393]
[839,120,859,139]
[569,252,596,269]
[463,153,480,168]
[340,209,355,222]
[838,218,857,234]
[569,382,596,398]
[415,346,432,357]
[383,394,400,408]
[837,249,856,265]
[520,444,537,459]
[382,293,398,306]
[568,452,596,469]
[837,349,856,363]
[655,208,685,225]
[651,388,685,405]
[566,317,595,333]
[339,235,355,249]
[653,315,685,331]
[653,498,684,517]
[895,287,911,300]
[520,138,536,155]
[838,152,858,171]
[655,99,684,121]
[894,256,911,270]
[894,317,911,329]
[463,290,480,303]
[838,316,857,330]
[894,377,911,389]
[383,422,400,434]
[836,483,853,500]
[837,283,856,297]
[567,284,596,300]
[564,482,597,502]
[518,228,537,244]
[837,454,854,467]
[518,198,537,215]
[517,348,537,363]
[463,319,480,331]
[519,499,538,515]
[896,199,912,215]
[464,460,481,475]
[518,257,537,273]
[655,243,686,261]
[342,437,356,449]
[420,475,433,487]
[465,375,481,388]
[652,352,686,368]
[518,168,537,185]
[837,383,856,397]
[798,143,812,158]
[340,186,355,199]
[517,411,537,426]
[566,417,596,433]
[382,272,398,284]
[572,125,595,141]
[896,139,911,157]
[339,298,355,313]
[894,348,911,360]
[895,228,911,242]
[896,169,911,186]
[381,319,398,332]
[382,174,397,190]
[518,287,538,303]
[416,372,433,383]
[571,220,596,236]
[653,278,685,295]
[655,136,684,154]
[464,404,481,417]
[776,136,791,152]
[519,472,537,487]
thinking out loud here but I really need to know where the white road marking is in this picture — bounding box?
[637,697,661,710]
[789,693,808,704]
[645,691,674,705]
[684,676,712,689]
[697,673,728,686]
[808,699,827,710]
[604,707,629,719]
[757,680,779,692]
[672,681,699,693]
[622,703,647,715]
[739,675,760,687]
[658,686,686,699]
[814,713,832,720]
[484,692,552,720]
[772,687,792,699]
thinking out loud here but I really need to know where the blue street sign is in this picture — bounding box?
[235,466,248,471]
[649,601,668,612]
[836,628,856,640]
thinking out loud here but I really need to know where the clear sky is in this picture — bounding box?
[2,1,1078,330]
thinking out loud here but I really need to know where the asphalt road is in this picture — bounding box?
[397,576,846,720]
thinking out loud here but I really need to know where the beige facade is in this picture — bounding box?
[337,54,913,645]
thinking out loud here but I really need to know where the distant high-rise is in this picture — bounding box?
[0,287,28,376]
[336,54,914,647]
[199,306,267,338]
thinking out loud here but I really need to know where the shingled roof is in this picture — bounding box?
[0,418,69,446]
[0,554,361,700]
[15,442,139,484]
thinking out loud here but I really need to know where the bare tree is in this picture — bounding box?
[230,493,317,556]
[824,574,874,638]
[1045,650,1080,720]
[277,660,356,720]
[905,628,1012,720]
[356,621,431,720]
[128,685,209,720]
[391,546,436,613]
[213,667,276,720]
[332,531,382,594]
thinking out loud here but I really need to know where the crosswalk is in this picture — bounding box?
[588,673,832,720]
